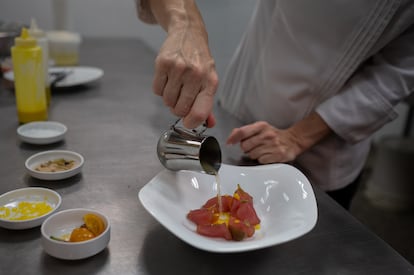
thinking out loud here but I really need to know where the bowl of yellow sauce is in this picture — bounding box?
[0,187,61,230]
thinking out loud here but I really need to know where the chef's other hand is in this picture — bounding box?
[226,112,332,163]
[226,121,303,164]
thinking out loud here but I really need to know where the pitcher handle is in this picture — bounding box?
[172,119,207,136]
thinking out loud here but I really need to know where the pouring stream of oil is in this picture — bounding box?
[203,162,224,218]
[215,172,223,214]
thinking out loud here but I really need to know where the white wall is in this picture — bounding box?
[0,0,165,48]
[0,0,255,75]
[1,0,411,140]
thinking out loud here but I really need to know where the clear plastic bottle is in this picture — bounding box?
[11,28,48,123]
[29,18,50,105]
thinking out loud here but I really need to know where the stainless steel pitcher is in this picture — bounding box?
[157,119,221,175]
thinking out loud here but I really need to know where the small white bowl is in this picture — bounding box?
[25,150,84,181]
[0,187,61,230]
[41,208,111,260]
[17,121,67,145]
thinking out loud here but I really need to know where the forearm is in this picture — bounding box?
[288,111,333,154]
[137,0,207,36]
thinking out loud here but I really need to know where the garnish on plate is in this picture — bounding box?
[187,184,261,241]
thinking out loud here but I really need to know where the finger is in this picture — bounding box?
[255,144,295,164]
[162,61,186,108]
[206,113,216,128]
[181,67,218,129]
[247,141,285,163]
[246,143,271,160]
[257,151,291,164]
[241,135,263,153]
[257,153,279,164]
[162,80,182,108]
[153,57,169,96]
[240,128,274,152]
[172,75,200,117]
[227,124,263,145]
[226,128,243,144]
[152,73,168,96]
[182,88,214,129]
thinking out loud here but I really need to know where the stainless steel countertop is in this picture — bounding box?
[0,38,412,275]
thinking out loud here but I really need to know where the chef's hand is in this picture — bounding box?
[226,121,302,163]
[137,0,218,128]
[226,112,332,163]
[152,25,218,129]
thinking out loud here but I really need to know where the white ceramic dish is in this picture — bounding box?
[41,208,110,260]
[17,121,67,145]
[0,187,61,230]
[139,163,318,253]
[4,66,104,87]
[25,150,84,181]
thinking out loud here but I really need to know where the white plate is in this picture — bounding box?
[139,163,318,253]
[3,66,104,87]
[0,187,61,230]
[17,121,67,145]
[25,150,84,181]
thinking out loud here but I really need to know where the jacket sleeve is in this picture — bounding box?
[135,0,157,24]
[316,24,414,144]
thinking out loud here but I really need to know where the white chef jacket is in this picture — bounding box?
[218,0,414,190]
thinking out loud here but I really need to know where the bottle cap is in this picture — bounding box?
[28,18,46,38]
[15,28,37,47]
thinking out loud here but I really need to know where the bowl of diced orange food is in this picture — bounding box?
[41,208,110,260]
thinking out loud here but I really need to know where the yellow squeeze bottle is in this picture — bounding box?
[11,28,48,123]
